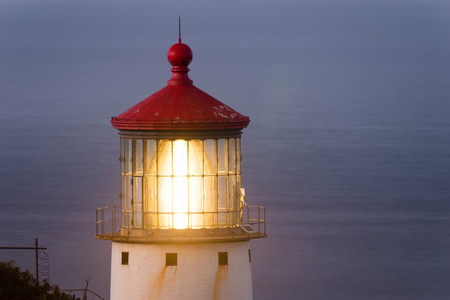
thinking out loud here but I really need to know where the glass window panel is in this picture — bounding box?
[237,175,242,225]
[218,211,226,228]
[218,175,229,227]
[120,139,124,175]
[173,177,188,213]
[218,139,228,175]
[158,213,171,230]
[204,140,217,175]
[173,176,189,229]
[204,212,217,229]
[133,202,142,228]
[173,213,188,229]
[134,140,143,175]
[144,177,157,212]
[124,139,132,175]
[229,175,237,210]
[189,214,203,229]
[172,140,188,176]
[230,210,237,226]
[229,175,237,225]
[189,177,203,212]
[133,177,142,204]
[146,140,157,175]
[237,138,241,174]
[204,176,217,212]
[218,176,227,211]
[144,176,157,229]
[189,140,203,175]
[120,176,126,208]
[146,213,157,229]
[158,140,172,176]
[229,138,236,174]
[122,211,131,228]
[125,176,132,211]
[158,177,172,213]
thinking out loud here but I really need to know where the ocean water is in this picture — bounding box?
[1,0,449,299]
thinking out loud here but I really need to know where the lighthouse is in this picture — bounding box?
[96,30,267,300]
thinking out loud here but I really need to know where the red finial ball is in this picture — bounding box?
[168,43,193,67]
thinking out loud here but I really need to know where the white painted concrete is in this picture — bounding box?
[110,241,253,300]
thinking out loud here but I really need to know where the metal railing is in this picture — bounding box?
[96,204,266,241]
[243,204,267,237]
[96,206,120,237]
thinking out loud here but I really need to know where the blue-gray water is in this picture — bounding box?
[1,0,449,299]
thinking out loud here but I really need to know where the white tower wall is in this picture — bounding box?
[110,241,253,300]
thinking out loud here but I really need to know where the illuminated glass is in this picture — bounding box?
[120,137,242,230]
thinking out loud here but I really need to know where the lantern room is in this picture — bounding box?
[96,38,266,243]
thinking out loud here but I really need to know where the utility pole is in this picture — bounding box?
[0,238,47,284]
[35,238,39,284]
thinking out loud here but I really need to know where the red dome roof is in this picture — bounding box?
[111,42,250,131]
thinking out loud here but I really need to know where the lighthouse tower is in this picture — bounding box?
[96,32,267,300]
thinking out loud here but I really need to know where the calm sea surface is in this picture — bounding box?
[1,0,449,299]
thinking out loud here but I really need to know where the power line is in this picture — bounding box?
[0,238,48,284]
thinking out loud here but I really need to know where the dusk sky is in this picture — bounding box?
[1,0,449,299]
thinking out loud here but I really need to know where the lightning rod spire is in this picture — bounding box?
[178,15,181,43]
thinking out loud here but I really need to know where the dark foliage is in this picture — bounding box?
[0,260,81,300]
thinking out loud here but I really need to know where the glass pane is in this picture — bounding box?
[158,213,171,230]
[229,175,236,210]
[133,201,142,228]
[189,213,203,229]
[134,140,143,175]
[189,176,203,228]
[236,138,241,174]
[125,176,132,211]
[120,139,124,175]
[133,177,142,204]
[122,211,131,228]
[144,176,157,229]
[124,139,132,175]
[120,176,126,208]
[237,175,242,225]
[173,176,188,229]
[158,140,172,176]
[204,139,217,175]
[218,139,228,175]
[144,177,157,212]
[218,212,226,228]
[189,140,203,175]
[145,140,157,175]
[172,140,187,176]
[229,175,237,225]
[229,138,236,174]
[218,176,227,211]
[189,177,203,212]
[146,213,157,229]
[158,177,172,213]
[173,177,188,212]
[204,212,217,229]
[204,176,217,212]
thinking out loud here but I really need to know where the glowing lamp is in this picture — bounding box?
[119,135,242,231]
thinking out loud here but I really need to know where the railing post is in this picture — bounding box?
[246,205,249,225]
[96,209,98,236]
[111,209,114,236]
[264,207,266,235]
[101,208,105,235]
[258,207,261,237]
